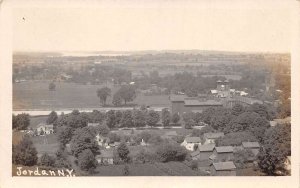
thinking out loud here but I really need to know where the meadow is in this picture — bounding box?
[13,81,170,110]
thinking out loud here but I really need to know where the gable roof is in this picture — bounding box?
[204,132,224,139]
[191,150,200,157]
[213,161,236,171]
[242,142,260,148]
[185,137,201,143]
[215,146,234,153]
[199,144,215,152]
[170,95,187,102]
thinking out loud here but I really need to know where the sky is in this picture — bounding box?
[12,1,293,53]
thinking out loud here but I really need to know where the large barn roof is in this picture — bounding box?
[213,161,236,171]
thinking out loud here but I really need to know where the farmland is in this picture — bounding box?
[30,134,60,157]
[13,81,170,110]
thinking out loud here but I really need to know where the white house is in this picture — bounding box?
[36,123,54,135]
[181,137,201,151]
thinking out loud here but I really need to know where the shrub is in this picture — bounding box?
[156,143,187,162]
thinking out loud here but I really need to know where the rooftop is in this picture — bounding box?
[213,161,236,171]
[203,132,224,139]
[191,150,200,157]
[215,146,234,153]
[185,137,201,143]
[199,144,215,152]
[242,142,260,148]
[170,95,187,102]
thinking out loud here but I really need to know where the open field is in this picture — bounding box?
[13,81,170,110]
[30,134,60,157]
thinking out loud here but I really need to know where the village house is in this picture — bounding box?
[96,149,114,165]
[210,146,234,162]
[36,123,54,135]
[210,161,237,176]
[198,144,216,161]
[191,143,215,161]
[242,142,260,157]
[95,134,109,147]
[181,137,201,151]
[203,132,224,144]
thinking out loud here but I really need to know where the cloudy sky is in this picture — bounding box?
[12,1,293,52]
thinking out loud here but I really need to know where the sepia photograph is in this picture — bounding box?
[10,1,293,177]
[1,1,299,187]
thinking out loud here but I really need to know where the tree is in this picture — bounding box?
[49,82,56,91]
[98,123,110,136]
[171,113,180,124]
[156,143,187,162]
[132,110,146,127]
[70,127,99,157]
[12,113,30,130]
[249,116,270,142]
[78,149,98,172]
[106,110,116,128]
[117,85,136,105]
[210,114,234,132]
[55,148,72,168]
[161,108,171,127]
[12,137,38,166]
[120,110,133,128]
[56,126,73,148]
[215,131,257,146]
[112,92,122,106]
[47,111,58,124]
[246,103,275,121]
[40,153,55,167]
[89,110,106,124]
[117,142,130,162]
[184,119,196,129]
[115,111,123,126]
[224,112,269,139]
[146,110,160,127]
[231,104,245,116]
[108,132,121,143]
[234,149,254,169]
[258,124,291,175]
[97,87,111,106]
